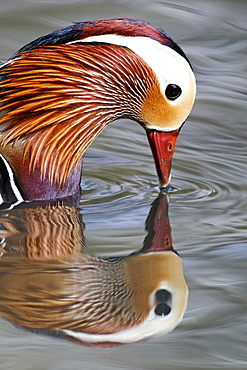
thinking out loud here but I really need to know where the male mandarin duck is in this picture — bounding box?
[0,18,196,203]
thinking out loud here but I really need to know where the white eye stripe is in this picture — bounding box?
[68,34,195,103]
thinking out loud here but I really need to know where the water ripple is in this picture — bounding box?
[80,177,157,213]
[168,177,218,201]
[80,173,225,213]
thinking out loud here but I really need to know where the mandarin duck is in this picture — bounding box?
[0,18,196,204]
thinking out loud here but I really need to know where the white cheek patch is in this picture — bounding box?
[68,34,196,106]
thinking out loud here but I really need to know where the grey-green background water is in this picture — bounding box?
[0,0,246,369]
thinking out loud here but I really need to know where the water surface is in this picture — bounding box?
[0,0,246,369]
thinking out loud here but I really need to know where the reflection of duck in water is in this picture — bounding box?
[0,18,195,203]
[0,193,188,347]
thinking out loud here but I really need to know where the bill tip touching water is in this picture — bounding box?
[0,18,196,204]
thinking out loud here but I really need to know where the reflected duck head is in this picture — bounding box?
[0,252,188,347]
[0,18,195,202]
[61,251,188,347]
[0,192,188,347]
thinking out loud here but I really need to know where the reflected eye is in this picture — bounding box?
[156,289,171,302]
[165,84,182,100]
[155,289,172,316]
[155,303,171,316]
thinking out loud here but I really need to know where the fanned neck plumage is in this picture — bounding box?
[0,42,155,199]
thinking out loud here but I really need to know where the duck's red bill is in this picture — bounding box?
[146,129,179,189]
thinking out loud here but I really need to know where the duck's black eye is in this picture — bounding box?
[165,84,182,101]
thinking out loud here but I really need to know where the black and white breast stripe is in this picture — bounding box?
[0,154,24,207]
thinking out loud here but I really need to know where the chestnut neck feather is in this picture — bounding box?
[0,43,155,200]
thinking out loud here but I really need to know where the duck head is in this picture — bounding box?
[0,18,196,201]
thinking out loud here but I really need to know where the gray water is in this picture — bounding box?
[0,0,246,369]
